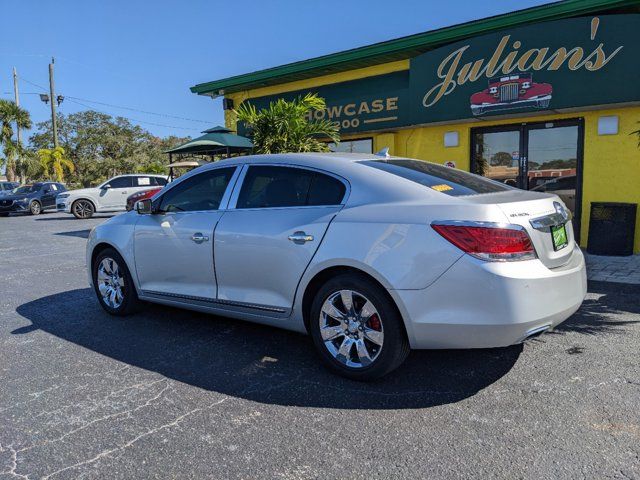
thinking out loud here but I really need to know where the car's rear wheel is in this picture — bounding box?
[309,273,410,381]
[73,199,94,219]
[92,248,140,316]
[29,201,41,215]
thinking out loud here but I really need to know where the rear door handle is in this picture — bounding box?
[288,231,314,244]
[191,233,209,244]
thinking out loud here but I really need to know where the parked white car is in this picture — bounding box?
[86,153,586,380]
[57,174,168,219]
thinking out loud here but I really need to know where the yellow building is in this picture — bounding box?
[192,0,640,253]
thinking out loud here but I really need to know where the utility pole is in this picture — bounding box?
[49,57,59,148]
[13,67,23,183]
[12,67,21,146]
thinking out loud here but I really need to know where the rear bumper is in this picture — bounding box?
[392,245,587,349]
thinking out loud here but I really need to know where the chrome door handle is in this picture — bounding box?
[288,231,314,244]
[191,233,209,244]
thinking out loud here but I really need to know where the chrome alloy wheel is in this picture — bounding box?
[73,200,93,219]
[97,257,125,309]
[319,289,384,368]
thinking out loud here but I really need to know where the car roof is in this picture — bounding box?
[114,173,166,177]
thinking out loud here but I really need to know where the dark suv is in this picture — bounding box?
[0,182,67,216]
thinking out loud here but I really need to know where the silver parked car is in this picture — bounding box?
[86,153,586,380]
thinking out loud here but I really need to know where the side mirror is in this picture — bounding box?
[101,184,111,190]
[136,198,153,214]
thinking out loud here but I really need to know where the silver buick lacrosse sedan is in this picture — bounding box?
[87,153,586,380]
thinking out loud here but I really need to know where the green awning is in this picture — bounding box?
[166,126,253,155]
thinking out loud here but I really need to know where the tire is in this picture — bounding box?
[92,247,140,316]
[29,201,42,215]
[72,199,95,219]
[0,213,9,217]
[309,273,410,381]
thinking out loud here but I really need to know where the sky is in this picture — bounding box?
[1,0,550,142]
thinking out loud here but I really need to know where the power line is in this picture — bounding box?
[17,75,202,132]
[64,95,212,124]
[21,77,211,130]
[64,97,200,132]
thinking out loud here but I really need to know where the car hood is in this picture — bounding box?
[65,187,97,196]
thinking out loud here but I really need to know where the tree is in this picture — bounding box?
[37,147,75,182]
[0,99,32,182]
[29,111,189,186]
[234,93,339,154]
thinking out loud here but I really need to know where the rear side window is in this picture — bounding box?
[361,159,511,196]
[154,177,168,186]
[108,177,133,188]
[307,172,346,206]
[236,166,345,209]
[159,167,235,212]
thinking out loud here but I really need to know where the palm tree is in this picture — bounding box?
[234,93,339,154]
[0,99,32,182]
[37,146,75,182]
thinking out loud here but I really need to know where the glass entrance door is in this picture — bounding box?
[472,127,523,188]
[471,119,583,240]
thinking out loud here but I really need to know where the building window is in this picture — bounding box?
[327,138,373,154]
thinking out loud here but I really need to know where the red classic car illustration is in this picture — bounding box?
[470,73,552,116]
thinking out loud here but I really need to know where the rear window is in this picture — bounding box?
[361,159,511,196]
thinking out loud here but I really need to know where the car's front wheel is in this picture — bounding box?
[92,248,140,316]
[72,199,95,219]
[29,201,41,215]
[309,273,410,381]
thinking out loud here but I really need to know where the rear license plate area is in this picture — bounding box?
[551,224,568,251]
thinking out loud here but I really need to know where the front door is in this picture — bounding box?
[471,118,583,240]
[101,176,133,210]
[214,165,347,312]
[134,167,238,300]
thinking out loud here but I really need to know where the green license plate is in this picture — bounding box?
[551,224,568,251]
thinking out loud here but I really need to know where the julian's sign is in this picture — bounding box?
[238,15,639,134]
[409,14,639,123]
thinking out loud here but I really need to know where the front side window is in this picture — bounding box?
[236,166,346,209]
[108,177,133,189]
[158,167,235,213]
[362,159,511,197]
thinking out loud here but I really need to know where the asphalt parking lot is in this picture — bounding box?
[1,211,639,479]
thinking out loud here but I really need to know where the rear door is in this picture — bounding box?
[214,165,347,312]
[134,166,238,300]
[41,183,58,208]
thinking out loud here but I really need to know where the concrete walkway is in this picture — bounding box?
[584,251,640,284]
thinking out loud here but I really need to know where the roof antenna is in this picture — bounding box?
[375,147,390,158]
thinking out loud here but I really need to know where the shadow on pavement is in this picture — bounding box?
[15,288,522,410]
[54,229,91,239]
[552,280,640,336]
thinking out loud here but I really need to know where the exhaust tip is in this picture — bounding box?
[520,324,552,343]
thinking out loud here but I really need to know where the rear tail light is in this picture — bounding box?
[432,222,536,261]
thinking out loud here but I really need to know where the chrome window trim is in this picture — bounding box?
[227,163,351,210]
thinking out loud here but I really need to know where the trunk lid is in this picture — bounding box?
[465,190,575,269]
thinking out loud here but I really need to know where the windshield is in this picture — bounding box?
[14,185,40,194]
[361,159,512,196]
